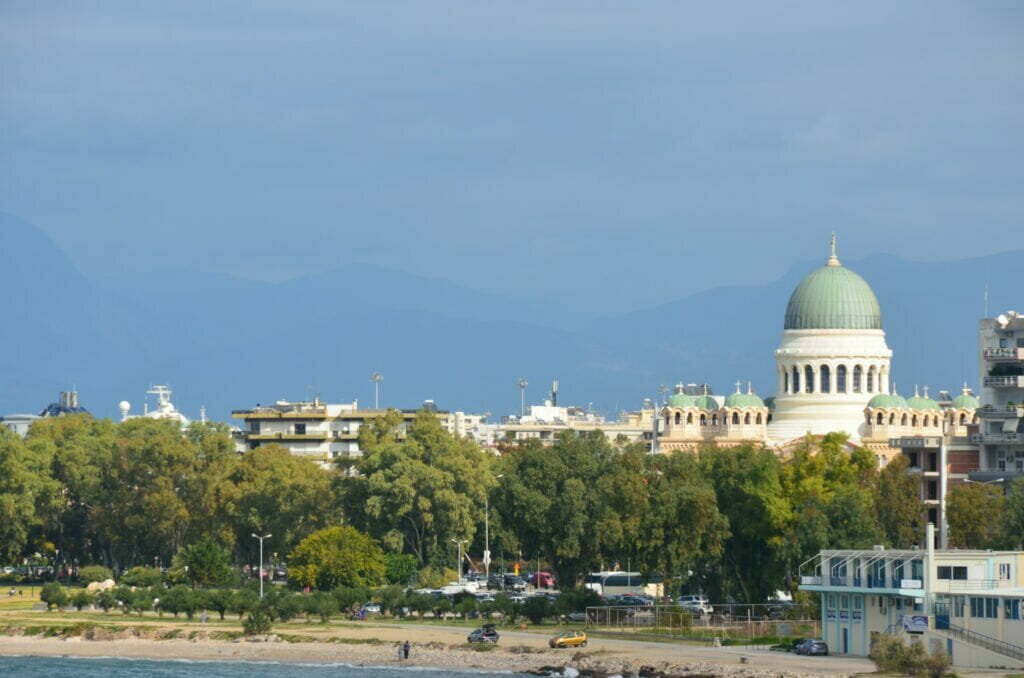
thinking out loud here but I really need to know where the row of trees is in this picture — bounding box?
[4,411,1024,601]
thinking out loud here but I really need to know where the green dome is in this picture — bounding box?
[867,393,908,409]
[784,246,882,330]
[694,395,719,410]
[668,393,697,407]
[951,389,980,409]
[725,391,765,408]
[906,393,940,411]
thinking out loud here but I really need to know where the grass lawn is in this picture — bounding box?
[0,585,42,611]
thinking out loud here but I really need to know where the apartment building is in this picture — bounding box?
[231,398,491,467]
[972,310,1024,482]
[800,525,1024,668]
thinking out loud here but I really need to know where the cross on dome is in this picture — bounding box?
[827,232,841,267]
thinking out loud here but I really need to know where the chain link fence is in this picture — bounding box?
[585,604,820,644]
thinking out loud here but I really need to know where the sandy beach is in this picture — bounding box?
[0,620,879,677]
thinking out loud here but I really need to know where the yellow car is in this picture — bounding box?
[549,631,588,648]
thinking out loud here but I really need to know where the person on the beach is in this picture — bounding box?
[403,640,410,659]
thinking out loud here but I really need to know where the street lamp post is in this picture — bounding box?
[517,378,528,418]
[371,373,383,409]
[251,533,272,599]
[450,538,468,584]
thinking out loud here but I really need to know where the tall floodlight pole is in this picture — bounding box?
[450,538,468,584]
[371,373,383,409]
[517,378,528,417]
[251,533,272,599]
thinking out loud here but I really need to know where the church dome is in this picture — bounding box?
[783,239,882,331]
[867,393,908,409]
[906,387,940,411]
[725,386,765,408]
[694,395,719,410]
[951,387,980,409]
[668,392,696,407]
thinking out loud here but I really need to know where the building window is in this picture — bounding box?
[986,598,999,618]
[970,597,984,618]
[853,366,863,393]
[1000,563,1012,580]
[295,423,307,435]
[1005,599,1020,620]
[792,366,800,393]
[784,372,789,393]
[250,421,261,434]
[927,481,938,500]
[805,365,814,393]
[732,412,739,425]
[938,566,968,581]
[821,365,831,393]
[953,596,965,617]
[841,595,849,609]
[867,367,875,393]
[674,412,681,425]
[837,365,847,393]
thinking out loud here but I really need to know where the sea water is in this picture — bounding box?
[0,656,537,677]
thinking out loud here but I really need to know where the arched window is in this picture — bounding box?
[731,412,739,425]
[876,412,884,424]
[712,414,718,426]
[837,365,847,393]
[792,366,800,393]
[805,365,814,393]
[853,366,863,393]
[820,365,831,393]
[744,412,751,424]
[933,416,940,427]
[700,414,707,426]
[867,367,875,393]
[889,413,895,424]
[911,415,918,427]
[959,413,967,426]
[901,414,908,426]
[674,412,681,425]
[766,413,771,423]
[784,372,789,393]
[687,412,694,424]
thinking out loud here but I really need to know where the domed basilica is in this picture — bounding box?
[658,236,979,455]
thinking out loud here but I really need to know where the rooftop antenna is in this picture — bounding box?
[551,379,559,407]
[371,372,383,409]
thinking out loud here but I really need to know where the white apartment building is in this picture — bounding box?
[800,525,1024,669]
[495,400,655,446]
[972,310,1024,482]
[231,398,492,467]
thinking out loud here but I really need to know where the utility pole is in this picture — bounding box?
[450,538,468,584]
[371,373,383,409]
[517,378,528,417]
[251,533,272,599]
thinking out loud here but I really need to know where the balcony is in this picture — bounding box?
[800,574,923,591]
[977,405,1024,420]
[984,347,1024,362]
[984,376,1024,388]
[247,431,330,441]
[970,433,1024,444]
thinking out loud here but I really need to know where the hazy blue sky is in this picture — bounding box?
[3,1,1021,309]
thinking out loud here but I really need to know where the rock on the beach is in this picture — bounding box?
[563,668,580,678]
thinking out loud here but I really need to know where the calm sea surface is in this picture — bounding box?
[0,656,536,677]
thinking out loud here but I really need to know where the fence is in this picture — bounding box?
[585,604,820,643]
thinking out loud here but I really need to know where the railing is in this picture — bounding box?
[800,576,822,586]
[984,375,1024,388]
[971,433,1023,444]
[977,405,1024,419]
[941,622,1024,662]
[932,579,1000,592]
[983,347,1024,361]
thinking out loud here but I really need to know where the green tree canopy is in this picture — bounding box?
[172,538,234,587]
[288,525,386,590]
[948,482,1010,549]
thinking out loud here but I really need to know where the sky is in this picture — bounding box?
[2,1,1022,311]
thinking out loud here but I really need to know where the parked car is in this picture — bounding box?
[468,624,500,644]
[361,603,381,614]
[528,571,556,588]
[565,611,587,623]
[503,574,527,591]
[487,574,504,590]
[509,593,526,603]
[677,594,713,616]
[549,631,588,648]
[795,639,828,656]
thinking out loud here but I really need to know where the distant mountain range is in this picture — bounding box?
[2,212,1019,422]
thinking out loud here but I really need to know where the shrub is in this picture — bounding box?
[229,589,258,619]
[243,608,273,635]
[416,565,457,589]
[95,590,116,612]
[78,566,113,585]
[522,595,552,624]
[130,589,155,616]
[40,582,68,611]
[204,589,232,620]
[384,553,418,586]
[70,589,94,611]
[311,592,338,623]
[869,634,950,676]
[376,585,406,616]
[120,567,163,588]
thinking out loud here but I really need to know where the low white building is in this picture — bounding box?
[800,525,1024,669]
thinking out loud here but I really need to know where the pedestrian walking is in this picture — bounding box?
[403,640,410,659]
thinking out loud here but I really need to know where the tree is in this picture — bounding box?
[130,589,156,616]
[876,455,924,548]
[243,607,273,635]
[455,595,477,618]
[78,565,113,584]
[288,526,386,591]
[204,589,233,620]
[310,591,338,623]
[0,428,58,564]
[160,585,191,617]
[376,585,406,616]
[948,483,1010,549]
[120,566,163,588]
[341,411,494,565]
[522,595,552,624]
[385,553,418,586]
[95,589,116,613]
[70,589,94,611]
[417,565,457,589]
[229,588,258,619]
[172,538,234,588]
[1005,478,1024,550]
[40,582,68,611]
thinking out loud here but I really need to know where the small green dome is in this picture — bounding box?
[784,242,882,330]
[867,393,908,409]
[668,393,697,407]
[906,389,940,411]
[951,391,980,409]
[694,395,719,410]
[725,391,765,408]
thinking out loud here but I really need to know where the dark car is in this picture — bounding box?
[467,624,500,644]
[795,639,828,656]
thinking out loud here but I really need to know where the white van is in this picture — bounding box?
[677,594,713,616]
